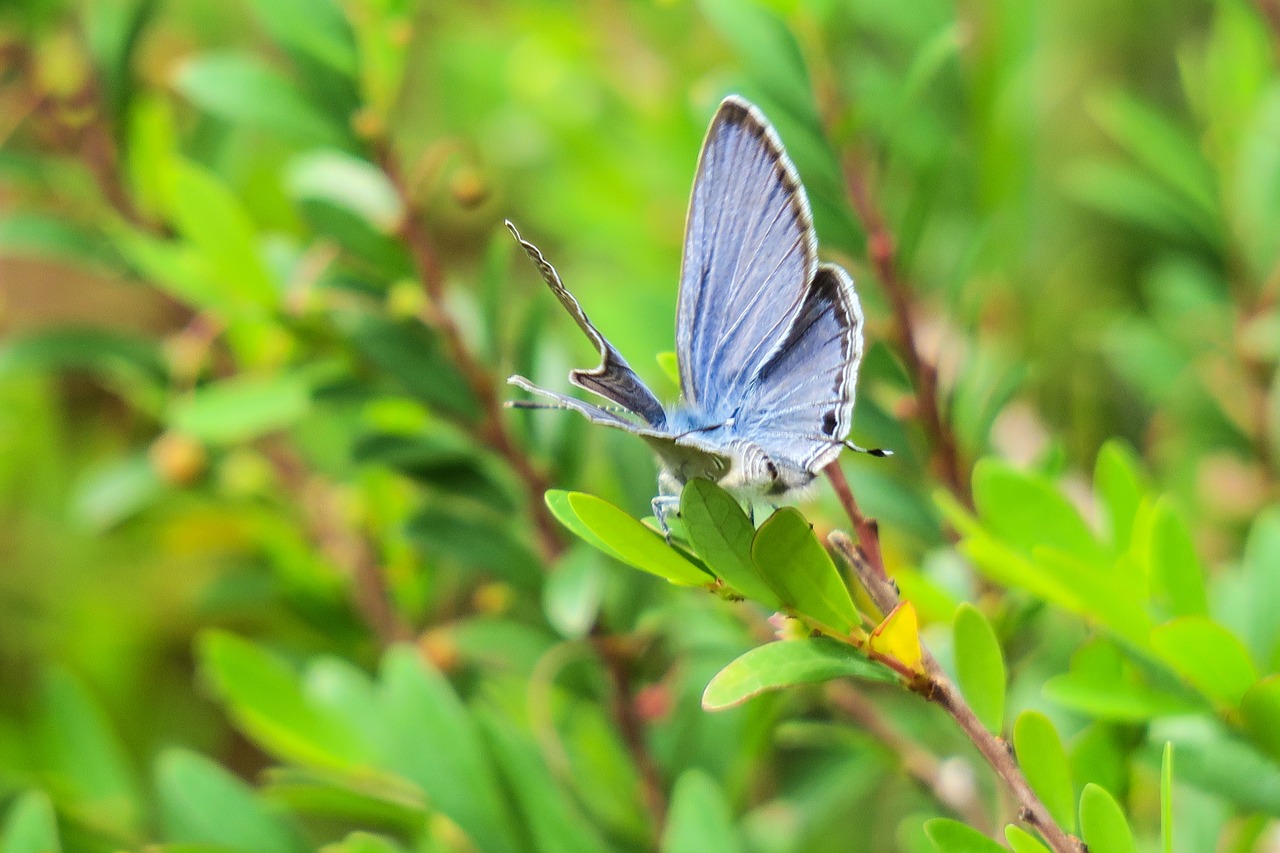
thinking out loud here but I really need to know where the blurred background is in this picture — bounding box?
[0,0,1278,850]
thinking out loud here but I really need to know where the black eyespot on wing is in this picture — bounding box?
[822,411,837,436]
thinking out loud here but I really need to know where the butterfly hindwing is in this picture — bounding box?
[675,96,818,420]
[732,262,863,472]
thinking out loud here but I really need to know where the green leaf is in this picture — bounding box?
[751,508,859,634]
[1093,440,1146,551]
[83,0,157,124]
[1161,742,1173,853]
[1079,784,1137,853]
[1145,500,1208,618]
[198,631,367,769]
[378,647,521,853]
[655,351,680,387]
[406,508,542,592]
[1064,158,1217,245]
[1150,616,1258,707]
[661,770,743,853]
[28,669,142,836]
[1004,825,1051,853]
[175,52,346,146]
[286,151,401,230]
[325,833,407,853]
[953,604,1006,734]
[972,459,1106,563]
[0,327,167,393]
[165,159,278,309]
[1238,508,1280,666]
[0,213,119,269]
[702,638,895,711]
[125,93,178,219]
[923,818,1006,852]
[344,315,479,420]
[169,372,312,445]
[563,492,709,586]
[352,430,514,511]
[1044,641,1201,721]
[478,713,610,853]
[1013,711,1076,832]
[156,749,304,853]
[543,547,606,640]
[1,791,61,853]
[244,0,356,73]
[1241,675,1280,762]
[680,479,779,605]
[1087,90,1219,222]
[545,491,626,562]
[260,766,426,833]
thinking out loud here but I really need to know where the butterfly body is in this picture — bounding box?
[506,95,877,528]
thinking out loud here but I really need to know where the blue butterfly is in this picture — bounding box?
[507,95,885,530]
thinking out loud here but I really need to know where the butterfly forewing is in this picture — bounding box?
[675,97,818,419]
[505,222,668,428]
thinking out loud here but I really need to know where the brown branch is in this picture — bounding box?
[826,681,989,831]
[375,142,564,563]
[842,152,971,504]
[1254,0,1280,54]
[593,634,668,830]
[826,466,1084,853]
[4,44,149,228]
[265,443,412,646]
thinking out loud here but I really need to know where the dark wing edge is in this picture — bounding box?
[739,261,864,473]
[505,221,667,428]
[674,95,818,412]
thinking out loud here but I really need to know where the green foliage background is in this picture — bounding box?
[0,0,1279,851]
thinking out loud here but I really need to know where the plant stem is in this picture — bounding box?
[841,152,971,505]
[594,635,669,829]
[375,142,565,562]
[1254,0,1280,54]
[826,466,1084,853]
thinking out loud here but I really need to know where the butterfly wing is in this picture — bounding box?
[506,376,734,479]
[507,221,667,428]
[732,262,864,474]
[675,97,817,419]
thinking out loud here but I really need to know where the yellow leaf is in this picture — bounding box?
[869,602,923,672]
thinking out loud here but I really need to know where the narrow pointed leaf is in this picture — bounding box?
[1161,742,1174,853]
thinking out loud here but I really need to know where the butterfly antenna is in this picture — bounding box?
[506,400,571,411]
[506,400,631,415]
[842,439,893,458]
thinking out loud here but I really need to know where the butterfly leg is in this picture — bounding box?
[652,471,683,542]
[651,495,681,541]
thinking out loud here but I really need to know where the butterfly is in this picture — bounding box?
[506,95,886,531]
